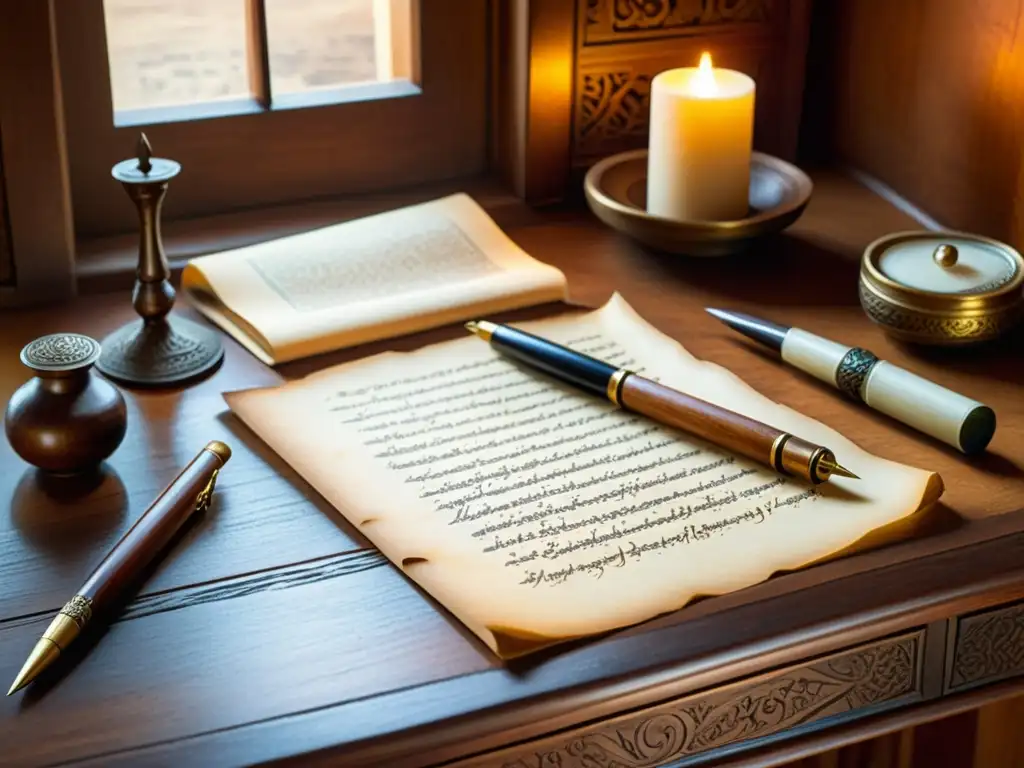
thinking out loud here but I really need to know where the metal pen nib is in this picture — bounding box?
[464,320,496,341]
[817,453,860,481]
[705,307,790,352]
[7,641,60,696]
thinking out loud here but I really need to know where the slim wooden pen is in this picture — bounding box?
[7,441,232,696]
[465,321,858,486]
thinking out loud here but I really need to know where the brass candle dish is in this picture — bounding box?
[859,230,1024,345]
[583,149,813,257]
[96,135,223,386]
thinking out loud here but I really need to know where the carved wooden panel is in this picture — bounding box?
[947,601,1024,693]
[454,631,925,768]
[574,42,777,161]
[0,125,12,286]
[584,0,773,44]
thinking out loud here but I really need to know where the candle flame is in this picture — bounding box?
[692,52,717,96]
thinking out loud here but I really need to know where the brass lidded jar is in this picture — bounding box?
[4,333,128,473]
[859,231,1024,345]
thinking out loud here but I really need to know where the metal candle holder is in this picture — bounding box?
[96,134,223,387]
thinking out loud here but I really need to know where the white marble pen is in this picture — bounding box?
[706,308,996,455]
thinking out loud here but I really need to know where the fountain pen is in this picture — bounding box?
[465,320,858,485]
[705,308,996,455]
[7,441,231,696]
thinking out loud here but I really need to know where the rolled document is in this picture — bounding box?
[706,308,996,454]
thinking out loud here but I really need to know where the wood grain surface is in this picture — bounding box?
[620,375,785,471]
[1,171,1023,766]
[815,0,1024,250]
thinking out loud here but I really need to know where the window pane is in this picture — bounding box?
[264,0,379,96]
[103,0,249,112]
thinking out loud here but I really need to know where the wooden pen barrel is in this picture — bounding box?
[619,376,826,484]
[79,441,231,609]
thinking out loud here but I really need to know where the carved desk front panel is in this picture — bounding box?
[455,630,925,768]
[947,600,1024,695]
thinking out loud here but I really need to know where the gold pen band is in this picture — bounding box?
[769,433,792,474]
[43,595,92,650]
[606,368,632,406]
[769,434,849,485]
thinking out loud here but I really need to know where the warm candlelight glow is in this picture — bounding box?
[646,52,755,221]
[692,52,717,97]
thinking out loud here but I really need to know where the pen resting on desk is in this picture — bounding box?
[225,295,943,658]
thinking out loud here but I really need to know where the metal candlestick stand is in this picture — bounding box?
[96,134,223,387]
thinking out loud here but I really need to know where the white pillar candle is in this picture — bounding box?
[647,53,755,222]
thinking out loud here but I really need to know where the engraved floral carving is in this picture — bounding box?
[575,57,764,159]
[99,323,220,381]
[585,0,771,43]
[491,635,921,768]
[950,602,1024,691]
[577,71,652,157]
[859,283,1017,343]
[835,348,880,402]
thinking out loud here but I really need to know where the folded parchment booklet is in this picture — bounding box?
[182,194,568,364]
[225,295,943,658]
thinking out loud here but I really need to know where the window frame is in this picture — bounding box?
[54,0,488,239]
[0,0,570,307]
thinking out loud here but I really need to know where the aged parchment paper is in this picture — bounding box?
[225,295,943,657]
[183,194,567,364]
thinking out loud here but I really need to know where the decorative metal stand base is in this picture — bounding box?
[96,316,223,387]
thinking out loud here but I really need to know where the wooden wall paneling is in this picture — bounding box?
[490,0,577,205]
[0,0,76,305]
[823,0,1024,249]
[0,127,13,286]
[908,711,979,768]
[972,695,1024,767]
[775,0,813,160]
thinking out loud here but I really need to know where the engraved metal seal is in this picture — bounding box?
[836,347,879,401]
[20,334,102,373]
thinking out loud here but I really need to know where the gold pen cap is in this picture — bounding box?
[204,440,232,464]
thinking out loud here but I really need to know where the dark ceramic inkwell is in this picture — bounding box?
[5,333,127,474]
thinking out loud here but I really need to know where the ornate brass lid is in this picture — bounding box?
[20,333,102,372]
[859,230,1024,345]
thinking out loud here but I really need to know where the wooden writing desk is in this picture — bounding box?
[1,172,1023,767]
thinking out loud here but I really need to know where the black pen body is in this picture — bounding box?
[488,324,619,400]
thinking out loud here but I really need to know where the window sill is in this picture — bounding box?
[76,174,542,295]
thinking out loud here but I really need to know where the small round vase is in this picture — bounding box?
[4,333,128,474]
